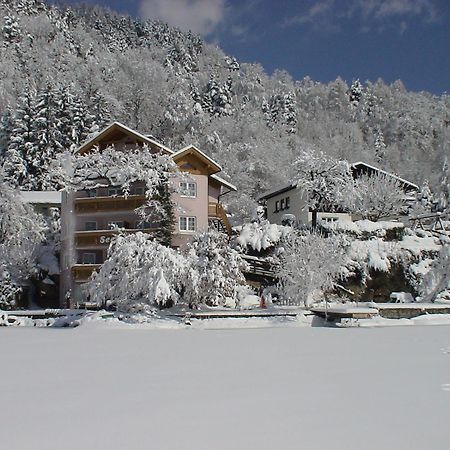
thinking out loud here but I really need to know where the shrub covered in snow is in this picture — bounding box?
[419,244,450,303]
[185,231,248,308]
[351,172,407,221]
[87,232,186,312]
[87,230,250,311]
[236,220,291,253]
[275,230,348,306]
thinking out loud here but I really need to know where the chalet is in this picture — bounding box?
[60,122,236,307]
[258,161,418,226]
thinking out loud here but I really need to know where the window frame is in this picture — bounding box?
[85,221,97,231]
[86,189,98,198]
[275,200,280,212]
[179,216,197,232]
[179,181,197,198]
[82,253,96,265]
[108,187,121,197]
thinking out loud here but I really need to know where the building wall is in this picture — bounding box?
[265,187,352,226]
[172,174,209,248]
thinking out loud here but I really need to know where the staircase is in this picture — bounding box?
[208,202,232,235]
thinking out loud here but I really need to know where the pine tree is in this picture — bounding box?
[2,14,21,45]
[154,183,175,247]
[374,126,386,162]
[349,79,363,108]
[437,158,450,212]
[0,108,13,162]
[2,87,37,188]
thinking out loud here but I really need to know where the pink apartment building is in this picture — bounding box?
[60,122,236,307]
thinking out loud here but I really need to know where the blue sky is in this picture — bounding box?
[63,0,449,94]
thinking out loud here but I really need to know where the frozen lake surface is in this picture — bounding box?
[1,322,450,450]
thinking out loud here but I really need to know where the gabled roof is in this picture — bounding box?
[172,144,222,175]
[75,122,173,155]
[352,161,419,191]
[210,174,237,192]
[258,161,418,202]
[257,182,296,201]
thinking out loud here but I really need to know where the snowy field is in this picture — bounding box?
[1,321,450,450]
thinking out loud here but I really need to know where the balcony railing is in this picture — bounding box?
[75,228,159,247]
[208,202,232,235]
[75,195,147,213]
[72,264,101,282]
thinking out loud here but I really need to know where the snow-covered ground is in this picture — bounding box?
[1,322,450,450]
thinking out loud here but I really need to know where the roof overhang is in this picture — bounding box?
[172,145,222,175]
[351,161,419,191]
[75,122,173,155]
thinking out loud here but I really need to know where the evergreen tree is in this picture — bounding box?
[2,87,37,188]
[154,183,175,247]
[374,126,386,162]
[349,79,363,108]
[437,158,450,212]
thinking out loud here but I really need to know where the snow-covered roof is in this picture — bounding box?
[172,145,222,173]
[210,174,237,192]
[258,161,419,201]
[351,161,419,191]
[257,182,296,201]
[20,191,62,205]
[76,121,174,155]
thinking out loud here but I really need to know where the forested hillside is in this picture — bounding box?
[0,0,449,221]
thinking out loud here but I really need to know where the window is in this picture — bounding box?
[108,221,125,229]
[280,199,285,210]
[285,197,290,209]
[179,216,196,232]
[134,187,144,196]
[180,181,197,198]
[275,201,280,212]
[85,221,97,231]
[108,187,121,196]
[87,189,97,198]
[82,253,96,265]
[321,217,338,223]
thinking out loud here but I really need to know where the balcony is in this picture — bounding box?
[75,228,159,248]
[75,195,147,214]
[72,264,101,282]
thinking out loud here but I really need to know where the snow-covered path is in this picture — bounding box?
[1,324,450,450]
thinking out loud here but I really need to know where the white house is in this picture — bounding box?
[258,161,419,226]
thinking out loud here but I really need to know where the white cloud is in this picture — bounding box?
[139,0,227,36]
[283,0,438,32]
[352,0,438,21]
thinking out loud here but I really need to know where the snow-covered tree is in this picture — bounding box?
[185,231,248,308]
[0,265,22,310]
[87,232,186,311]
[437,158,450,212]
[275,230,347,306]
[0,176,47,308]
[411,180,433,216]
[292,149,352,227]
[351,172,407,221]
[349,79,363,108]
[49,145,179,222]
[419,244,450,303]
[374,126,386,162]
[236,220,291,253]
